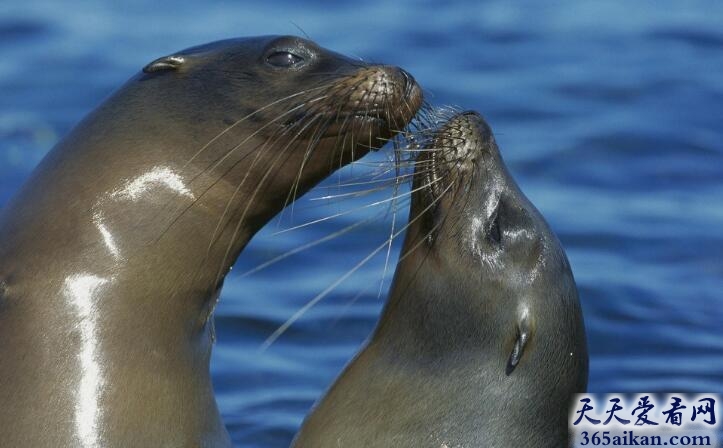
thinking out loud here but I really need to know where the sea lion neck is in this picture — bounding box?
[373,240,512,360]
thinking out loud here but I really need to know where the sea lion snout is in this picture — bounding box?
[327,65,423,129]
[422,111,498,182]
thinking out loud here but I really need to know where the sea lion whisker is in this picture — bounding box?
[173,114,322,310]
[186,89,345,203]
[262,174,444,349]
[331,121,355,204]
[158,94,340,305]
[312,174,405,189]
[269,178,437,236]
[155,97,331,241]
[326,283,375,329]
[278,117,338,223]
[212,111,323,249]
[200,112,319,257]
[261,236,388,350]
[194,95,331,184]
[211,112,328,288]
[284,86,357,211]
[196,84,409,236]
[299,78,367,208]
[307,178,414,201]
[377,139,406,299]
[396,180,461,263]
[339,77,377,172]
[343,159,421,168]
[304,160,415,191]
[352,153,461,308]
[206,138,285,255]
[322,124,352,198]
[154,110,316,245]
[268,192,413,221]
[205,54,423,337]
[354,138,395,151]
[241,216,375,278]
[278,112,335,222]
[395,146,449,154]
[182,85,330,170]
[304,154,423,201]
[281,77,368,222]
[324,93,356,196]
[230,100,434,336]
[325,76,373,199]
[172,132,302,300]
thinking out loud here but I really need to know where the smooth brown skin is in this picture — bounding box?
[0,36,421,447]
[293,112,588,448]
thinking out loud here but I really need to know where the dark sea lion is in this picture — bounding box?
[0,35,422,447]
[293,111,588,448]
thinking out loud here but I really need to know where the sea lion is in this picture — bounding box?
[293,111,588,447]
[0,35,422,447]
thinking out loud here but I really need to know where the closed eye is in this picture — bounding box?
[487,201,502,245]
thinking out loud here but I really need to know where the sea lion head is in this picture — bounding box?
[403,110,587,378]
[135,35,422,227]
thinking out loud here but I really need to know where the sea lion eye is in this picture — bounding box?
[266,51,304,68]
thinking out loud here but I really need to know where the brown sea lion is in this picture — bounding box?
[0,35,422,447]
[293,111,587,448]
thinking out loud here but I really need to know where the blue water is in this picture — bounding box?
[2,1,722,446]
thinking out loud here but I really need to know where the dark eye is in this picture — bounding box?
[266,51,304,68]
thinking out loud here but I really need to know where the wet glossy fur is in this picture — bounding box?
[0,35,421,447]
[293,112,587,448]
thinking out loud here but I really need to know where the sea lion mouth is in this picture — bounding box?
[348,110,387,122]
[331,109,389,128]
[281,109,391,144]
[415,113,474,202]
[403,110,490,243]
[282,110,386,125]
[422,144,442,199]
[344,110,389,129]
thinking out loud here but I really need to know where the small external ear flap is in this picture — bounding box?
[142,55,186,73]
[506,312,532,375]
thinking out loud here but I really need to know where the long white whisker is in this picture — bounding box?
[261,175,454,349]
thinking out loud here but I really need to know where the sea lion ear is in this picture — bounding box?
[506,312,532,375]
[142,55,186,73]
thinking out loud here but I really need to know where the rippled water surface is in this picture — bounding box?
[1,1,722,446]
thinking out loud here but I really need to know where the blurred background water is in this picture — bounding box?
[1,1,722,446]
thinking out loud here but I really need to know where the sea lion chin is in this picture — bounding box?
[0,35,422,447]
[293,111,588,448]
